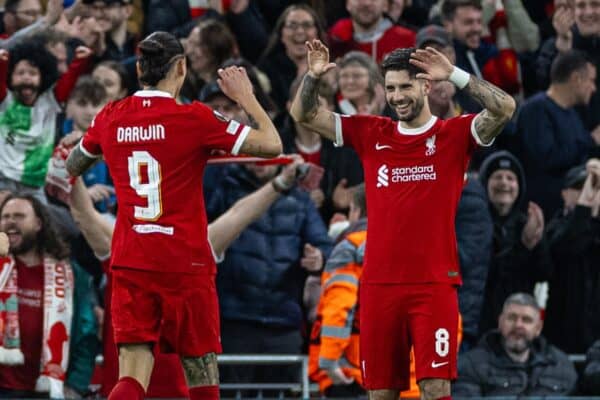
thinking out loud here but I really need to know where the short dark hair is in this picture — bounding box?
[502,292,540,313]
[351,183,367,218]
[8,39,59,94]
[441,0,482,21]
[381,48,424,79]
[137,31,184,86]
[69,76,108,106]
[550,49,591,84]
[0,194,70,261]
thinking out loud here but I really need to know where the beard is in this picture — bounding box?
[12,83,40,106]
[393,95,425,122]
[503,332,533,354]
[9,230,38,256]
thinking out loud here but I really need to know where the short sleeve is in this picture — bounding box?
[80,106,110,158]
[469,113,495,147]
[335,114,387,158]
[191,102,251,155]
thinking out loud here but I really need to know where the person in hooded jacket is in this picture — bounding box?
[478,151,554,335]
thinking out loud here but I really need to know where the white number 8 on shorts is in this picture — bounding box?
[435,328,450,357]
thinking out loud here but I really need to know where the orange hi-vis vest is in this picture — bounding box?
[309,228,366,393]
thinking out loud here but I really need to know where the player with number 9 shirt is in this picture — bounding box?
[66,31,282,400]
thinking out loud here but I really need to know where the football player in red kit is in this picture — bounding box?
[66,31,282,400]
[290,40,515,400]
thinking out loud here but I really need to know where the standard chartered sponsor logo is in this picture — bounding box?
[376,164,389,187]
[392,165,437,182]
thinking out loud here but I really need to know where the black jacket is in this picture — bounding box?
[478,151,554,334]
[544,205,600,353]
[454,330,578,396]
[455,177,493,346]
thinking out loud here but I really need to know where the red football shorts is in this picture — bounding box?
[111,267,221,357]
[359,283,458,390]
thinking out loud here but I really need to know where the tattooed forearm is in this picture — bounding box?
[66,145,97,177]
[291,73,320,122]
[180,352,219,386]
[463,76,516,143]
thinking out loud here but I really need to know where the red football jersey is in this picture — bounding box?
[80,90,250,274]
[335,113,483,284]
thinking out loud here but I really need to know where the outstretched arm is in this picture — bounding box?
[290,40,338,142]
[208,156,303,256]
[410,47,516,144]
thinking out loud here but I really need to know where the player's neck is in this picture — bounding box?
[142,84,177,99]
[399,108,434,130]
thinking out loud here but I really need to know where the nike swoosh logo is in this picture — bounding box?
[375,143,392,150]
[431,361,449,368]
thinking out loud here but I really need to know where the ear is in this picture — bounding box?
[442,19,453,33]
[135,60,142,79]
[536,318,544,336]
[177,57,186,77]
[34,216,42,234]
[421,78,431,96]
[124,4,134,18]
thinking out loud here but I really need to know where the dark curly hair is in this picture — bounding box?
[0,194,70,261]
[8,39,59,95]
[381,48,424,80]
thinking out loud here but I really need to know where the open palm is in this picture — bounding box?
[409,47,454,81]
[306,39,336,78]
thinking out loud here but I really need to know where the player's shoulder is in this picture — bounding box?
[439,113,476,132]
[344,113,394,130]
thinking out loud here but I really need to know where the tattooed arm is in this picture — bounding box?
[410,47,516,145]
[463,76,517,144]
[66,144,98,177]
[290,40,338,142]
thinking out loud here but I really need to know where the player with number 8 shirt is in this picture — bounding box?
[66,32,282,400]
[290,40,515,400]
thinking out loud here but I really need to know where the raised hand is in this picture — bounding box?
[0,49,8,62]
[217,66,254,105]
[521,202,544,250]
[0,232,8,257]
[306,39,336,78]
[300,243,323,272]
[409,47,454,81]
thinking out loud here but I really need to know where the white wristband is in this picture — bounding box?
[449,67,470,89]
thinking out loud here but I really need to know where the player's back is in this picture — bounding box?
[83,90,249,274]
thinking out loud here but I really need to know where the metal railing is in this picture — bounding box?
[218,354,311,399]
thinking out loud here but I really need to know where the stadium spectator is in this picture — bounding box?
[182,18,239,101]
[258,4,327,110]
[335,51,384,116]
[0,41,91,203]
[0,0,64,46]
[545,159,600,353]
[515,49,597,217]
[328,0,416,63]
[0,194,74,398]
[537,0,600,130]
[82,0,136,62]
[455,174,493,352]
[92,60,131,101]
[582,339,600,395]
[478,151,553,335]
[309,184,366,398]
[454,292,578,396]
[207,159,332,389]
[441,0,524,111]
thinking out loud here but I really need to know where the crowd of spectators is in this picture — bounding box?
[0,0,599,398]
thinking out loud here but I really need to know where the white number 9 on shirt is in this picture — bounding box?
[128,151,163,221]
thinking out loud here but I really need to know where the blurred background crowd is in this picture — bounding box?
[0,0,599,398]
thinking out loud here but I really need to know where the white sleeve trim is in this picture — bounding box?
[79,140,102,158]
[231,125,251,155]
[208,240,224,264]
[95,252,111,262]
[471,114,495,147]
[334,113,343,147]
